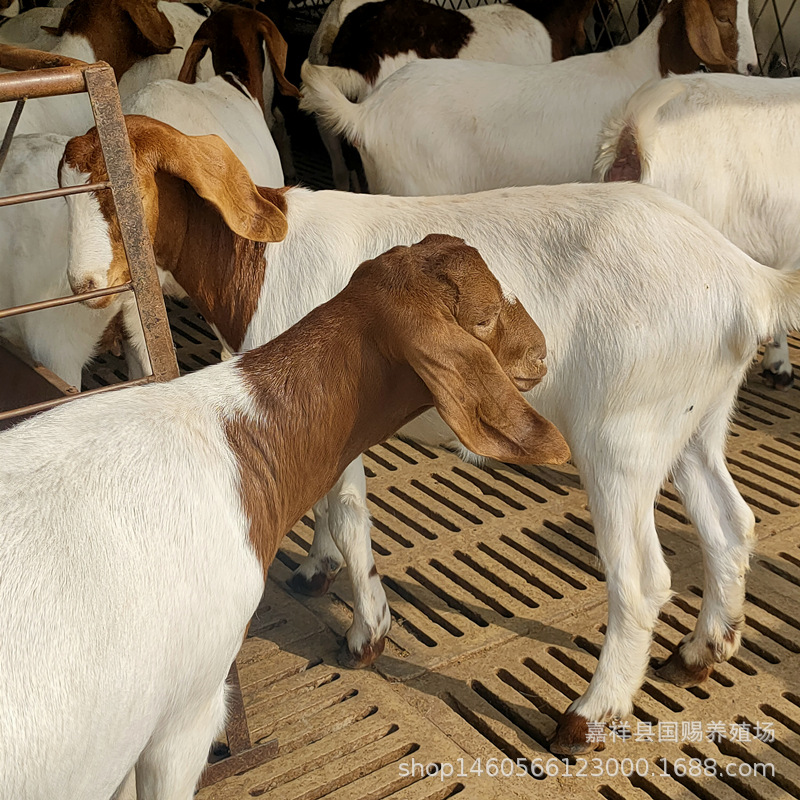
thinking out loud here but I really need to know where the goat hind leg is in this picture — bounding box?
[661,423,755,686]
[287,493,344,597]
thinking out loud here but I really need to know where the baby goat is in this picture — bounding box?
[63,117,800,754]
[595,73,800,389]
[0,234,565,799]
[300,0,756,195]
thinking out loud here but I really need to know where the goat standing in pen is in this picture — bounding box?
[0,235,566,800]
[62,118,800,754]
[300,0,757,196]
[595,73,800,389]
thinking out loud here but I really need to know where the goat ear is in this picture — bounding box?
[120,0,175,54]
[256,16,302,98]
[133,120,288,241]
[406,323,570,466]
[40,25,60,35]
[683,0,731,68]
[177,39,209,83]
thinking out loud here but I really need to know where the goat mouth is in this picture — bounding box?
[513,376,540,392]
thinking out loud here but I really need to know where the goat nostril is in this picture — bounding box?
[746,63,757,75]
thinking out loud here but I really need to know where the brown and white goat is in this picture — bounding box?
[178,5,300,182]
[0,234,566,798]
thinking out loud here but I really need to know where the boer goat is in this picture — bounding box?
[63,116,798,754]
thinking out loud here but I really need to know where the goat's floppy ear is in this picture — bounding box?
[684,0,731,68]
[256,16,302,98]
[120,0,175,53]
[406,322,570,465]
[132,120,287,241]
[177,39,209,83]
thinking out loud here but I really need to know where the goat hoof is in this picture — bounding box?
[286,562,339,597]
[338,636,386,670]
[761,368,793,391]
[550,711,605,756]
[656,649,712,688]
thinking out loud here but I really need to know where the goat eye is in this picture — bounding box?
[716,15,732,24]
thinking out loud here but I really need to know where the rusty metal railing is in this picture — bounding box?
[0,45,179,424]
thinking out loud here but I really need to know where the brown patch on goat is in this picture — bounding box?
[229,234,569,576]
[604,125,642,183]
[658,0,738,76]
[328,0,475,84]
[44,0,175,81]
[177,6,300,104]
[511,0,598,59]
[98,311,126,357]
[62,116,288,343]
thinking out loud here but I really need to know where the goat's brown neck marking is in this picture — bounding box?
[154,181,288,352]
[229,293,429,575]
[329,0,475,83]
[510,0,597,59]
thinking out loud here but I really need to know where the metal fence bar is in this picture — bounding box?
[0,282,132,320]
[83,65,179,383]
[0,376,155,423]
[0,97,25,172]
[0,180,111,207]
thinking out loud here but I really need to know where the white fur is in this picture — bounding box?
[307,0,553,190]
[0,6,62,49]
[122,74,283,187]
[0,361,266,798]
[595,72,800,384]
[299,0,756,195]
[0,2,212,137]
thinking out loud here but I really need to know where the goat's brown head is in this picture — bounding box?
[60,116,288,316]
[178,6,300,104]
[657,0,756,75]
[43,0,176,81]
[349,234,570,466]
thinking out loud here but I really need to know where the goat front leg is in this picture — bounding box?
[761,329,793,389]
[660,418,755,685]
[551,468,671,756]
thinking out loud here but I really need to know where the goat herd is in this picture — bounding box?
[0,0,799,796]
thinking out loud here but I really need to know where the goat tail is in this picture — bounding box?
[299,61,369,144]
[594,78,688,183]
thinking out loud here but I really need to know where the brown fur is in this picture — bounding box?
[43,0,176,81]
[227,235,569,575]
[511,0,599,59]
[177,6,300,103]
[658,0,740,76]
[328,0,475,83]
[62,117,288,349]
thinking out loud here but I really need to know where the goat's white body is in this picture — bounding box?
[307,0,553,190]
[301,0,756,196]
[123,74,284,186]
[0,363,265,799]
[0,3,212,137]
[595,72,800,382]
[0,6,62,48]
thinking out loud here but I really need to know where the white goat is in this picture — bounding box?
[1,232,562,799]
[64,115,798,754]
[595,72,800,389]
[0,6,62,50]
[0,0,212,137]
[300,0,757,196]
